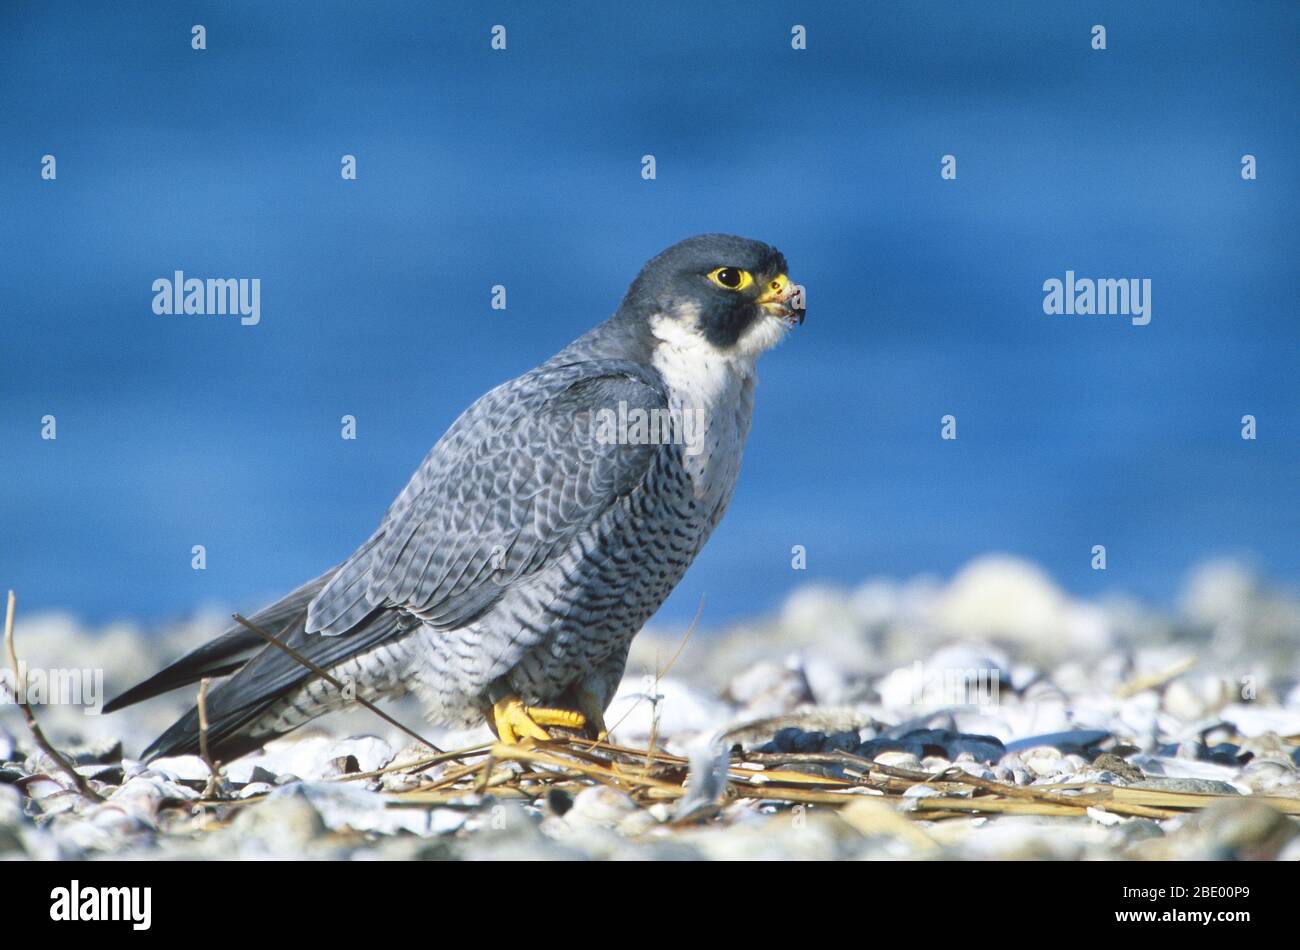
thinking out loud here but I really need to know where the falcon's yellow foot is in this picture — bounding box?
[491,697,586,744]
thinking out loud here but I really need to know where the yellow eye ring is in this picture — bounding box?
[707,267,754,292]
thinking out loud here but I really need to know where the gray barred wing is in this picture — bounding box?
[305,360,668,637]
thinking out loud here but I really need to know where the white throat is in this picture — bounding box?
[648,314,756,403]
[647,313,762,501]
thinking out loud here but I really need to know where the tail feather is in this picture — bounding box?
[139,605,414,762]
[103,569,335,714]
[106,566,419,762]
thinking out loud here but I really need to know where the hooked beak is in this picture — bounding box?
[756,273,805,326]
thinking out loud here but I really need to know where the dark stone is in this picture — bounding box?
[759,728,873,757]
[772,727,803,753]
[946,734,1007,763]
[75,764,124,784]
[1005,730,1110,755]
[242,765,276,785]
[67,740,123,765]
[887,728,1006,763]
[825,730,861,753]
[1200,743,1248,766]
[546,788,573,817]
[329,755,361,776]
[792,730,827,753]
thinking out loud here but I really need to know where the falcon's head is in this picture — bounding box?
[619,234,804,359]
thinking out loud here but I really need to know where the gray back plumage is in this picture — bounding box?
[306,334,669,637]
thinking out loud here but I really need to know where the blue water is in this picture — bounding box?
[2,2,1297,628]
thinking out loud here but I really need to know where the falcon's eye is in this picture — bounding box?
[707,267,753,292]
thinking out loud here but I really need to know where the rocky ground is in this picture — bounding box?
[3,555,1299,860]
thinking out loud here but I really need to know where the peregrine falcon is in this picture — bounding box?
[106,234,804,760]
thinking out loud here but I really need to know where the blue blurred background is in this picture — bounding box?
[1,2,1296,628]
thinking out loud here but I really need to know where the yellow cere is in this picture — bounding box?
[759,274,790,302]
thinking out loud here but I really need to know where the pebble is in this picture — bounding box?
[1218,704,1300,738]
[870,750,922,770]
[18,774,69,801]
[617,809,660,837]
[1130,777,1241,796]
[149,755,212,783]
[1069,769,1123,787]
[727,659,814,715]
[52,803,149,852]
[950,760,996,781]
[1192,800,1299,860]
[1112,819,1166,851]
[1019,746,1062,777]
[1162,678,1231,721]
[1237,759,1297,795]
[379,771,423,793]
[229,787,329,855]
[1086,806,1125,826]
[1129,754,1241,782]
[75,763,124,784]
[1238,732,1294,760]
[994,763,1033,785]
[0,784,24,854]
[326,736,395,774]
[291,782,439,837]
[567,786,639,828]
[1090,753,1144,782]
[902,784,943,798]
[326,755,362,777]
[109,774,198,825]
[856,738,923,760]
[1026,759,1067,779]
[65,739,123,765]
